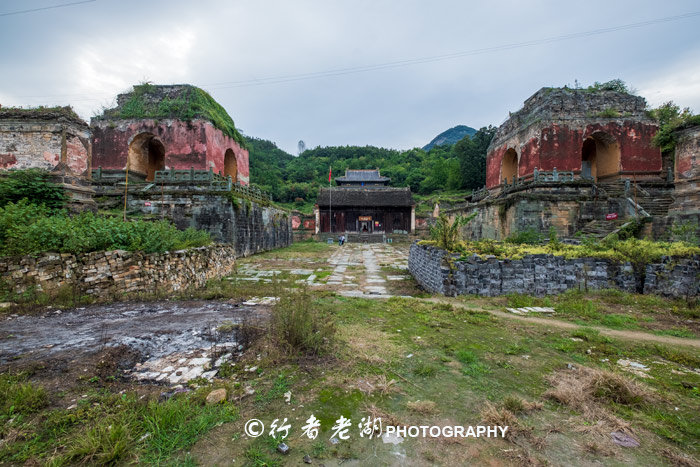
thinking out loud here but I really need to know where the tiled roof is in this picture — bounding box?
[335,169,390,182]
[317,187,413,207]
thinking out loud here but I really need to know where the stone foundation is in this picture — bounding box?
[122,190,292,257]
[0,245,236,297]
[408,242,699,298]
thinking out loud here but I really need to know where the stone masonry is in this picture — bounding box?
[409,242,698,298]
[0,107,91,174]
[126,192,292,257]
[0,245,236,297]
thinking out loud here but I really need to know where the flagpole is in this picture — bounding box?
[329,165,332,234]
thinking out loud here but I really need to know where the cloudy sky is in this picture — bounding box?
[1,0,699,154]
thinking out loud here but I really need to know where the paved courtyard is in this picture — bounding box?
[234,242,416,298]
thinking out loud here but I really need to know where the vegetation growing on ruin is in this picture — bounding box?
[585,79,631,94]
[0,169,211,256]
[0,169,66,210]
[102,83,246,147]
[0,200,211,256]
[649,101,700,153]
[429,212,477,250]
[422,237,700,266]
[0,105,85,125]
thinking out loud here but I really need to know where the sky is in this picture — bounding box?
[1,0,700,155]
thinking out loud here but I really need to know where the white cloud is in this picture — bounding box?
[637,52,700,112]
[69,26,197,118]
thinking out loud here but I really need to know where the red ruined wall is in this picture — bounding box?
[485,121,660,188]
[66,135,88,174]
[486,146,506,188]
[92,119,249,185]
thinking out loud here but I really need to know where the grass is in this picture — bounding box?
[0,380,236,465]
[502,289,699,335]
[3,242,700,465]
[4,293,700,464]
[98,83,245,147]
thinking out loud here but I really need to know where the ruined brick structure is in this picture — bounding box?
[91,85,249,185]
[0,107,90,174]
[670,124,700,216]
[486,88,661,189]
[452,87,675,241]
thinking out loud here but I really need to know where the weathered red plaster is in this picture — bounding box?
[0,153,17,169]
[486,121,661,188]
[92,119,249,184]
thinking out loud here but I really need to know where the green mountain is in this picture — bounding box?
[423,125,477,150]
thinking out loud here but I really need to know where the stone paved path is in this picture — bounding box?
[235,243,413,298]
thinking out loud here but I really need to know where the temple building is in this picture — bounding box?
[314,169,415,236]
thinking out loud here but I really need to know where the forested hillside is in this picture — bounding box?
[422,125,477,150]
[246,126,496,208]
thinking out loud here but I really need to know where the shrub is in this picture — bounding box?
[429,212,476,250]
[271,288,335,355]
[505,228,542,244]
[0,201,211,256]
[0,169,66,210]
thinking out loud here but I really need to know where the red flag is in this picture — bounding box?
[328,166,332,183]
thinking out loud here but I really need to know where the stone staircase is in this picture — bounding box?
[596,180,674,217]
[579,219,627,238]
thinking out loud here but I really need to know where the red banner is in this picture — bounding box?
[606,213,618,220]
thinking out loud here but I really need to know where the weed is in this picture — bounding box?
[413,362,438,377]
[455,349,478,364]
[406,400,438,415]
[0,373,48,417]
[653,328,696,338]
[271,287,335,355]
[600,313,637,329]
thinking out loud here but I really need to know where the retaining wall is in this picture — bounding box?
[126,192,293,257]
[408,242,699,298]
[0,245,236,297]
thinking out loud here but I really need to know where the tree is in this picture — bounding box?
[454,126,496,190]
[649,101,698,153]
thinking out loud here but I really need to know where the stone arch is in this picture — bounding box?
[581,131,620,180]
[128,133,165,181]
[224,148,237,182]
[501,148,518,184]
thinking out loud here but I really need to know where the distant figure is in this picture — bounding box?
[338,235,346,246]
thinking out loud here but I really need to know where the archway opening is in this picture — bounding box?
[502,148,518,184]
[128,133,165,181]
[224,149,237,182]
[581,131,620,180]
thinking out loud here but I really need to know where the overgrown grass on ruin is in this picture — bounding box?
[421,236,700,266]
[99,83,246,147]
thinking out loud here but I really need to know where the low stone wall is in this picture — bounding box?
[0,245,236,297]
[408,242,698,298]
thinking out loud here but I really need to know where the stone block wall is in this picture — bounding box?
[126,191,292,257]
[408,242,698,298]
[453,184,625,241]
[0,245,236,297]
